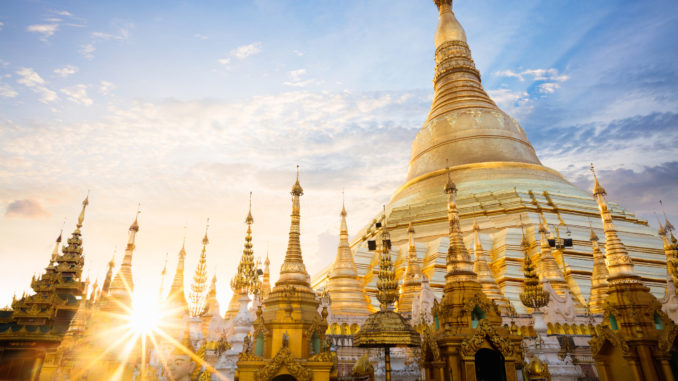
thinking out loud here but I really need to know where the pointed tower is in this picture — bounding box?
[189,223,210,317]
[101,255,115,296]
[536,217,569,295]
[262,253,271,301]
[167,239,189,317]
[236,170,334,381]
[588,225,609,314]
[589,164,676,381]
[398,221,423,316]
[472,220,511,313]
[2,196,89,378]
[422,168,523,380]
[226,194,259,320]
[106,209,140,309]
[327,200,371,317]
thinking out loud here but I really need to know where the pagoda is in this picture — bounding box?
[312,0,666,316]
[0,196,88,380]
[236,170,335,381]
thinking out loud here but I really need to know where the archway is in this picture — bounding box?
[475,348,506,381]
[272,375,297,381]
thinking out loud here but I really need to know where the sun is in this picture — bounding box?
[129,292,161,335]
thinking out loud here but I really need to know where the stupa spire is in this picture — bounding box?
[328,197,371,316]
[108,207,140,300]
[590,164,638,282]
[49,231,62,267]
[262,251,271,300]
[398,217,423,315]
[275,166,311,289]
[472,219,510,312]
[101,254,114,295]
[588,223,609,314]
[167,231,189,315]
[537,215,568,294]
[189,220,210,317]
[520,225,549,311]
[444,167,475,280]
[61,194,88,260]
[376,207,398,311]
[231,195,258,296]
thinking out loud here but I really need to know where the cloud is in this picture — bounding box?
[231,42,262,60]
[283,69,316,87]
[487,88,532,119]
[538,82,561,94]
[218,58,231,66]
[5,199,50,219]
[16,68,58,103]
[0,21,4,31]
[194,33,208,40]
[54,10,72,17]
[293,50,304,57]
[0,83,17,98]
[99,80,115,95]
[79,44,95,59]
[494,68,570,97]
[54,65,78,78]
[27,24,59,41]
[60,84,93,106]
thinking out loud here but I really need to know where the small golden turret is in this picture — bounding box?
[444,167,476,281]
[327,197,371,316]
[590,164,638,282]
[167,235,189,316]
[535,216,569,296]
[520,232,549,310]
[376,208,399,311]
[226,194,259,319]
[398,220,423,315]
[472,220,511,313]
[101,255,114,296]
[189,222,210,317]
[588,224,609,314]
[108,208,140,306]
[261,253,271,300]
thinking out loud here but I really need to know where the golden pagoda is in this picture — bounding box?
[588,165,677,381]
[326,200,371,317]
[189,224,210,317]
[262,254,271,301]
[226,194,257,320]
[0,196,88,380]
[312,0,666,314]
[421,168,523,380]
[397,221,423,315]
[236,170,335,381]
[167,238,190,318]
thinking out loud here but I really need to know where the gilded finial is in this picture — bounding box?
[202,218,210,246]
[589,221,599,242]
[76,192,89,229]
[246,192,254,224]
[520,224,549,310]
[291,165,304,196]
[341,190,347,217]
[376,210,398,311]
[660,200,675,233]
[129,204,141,232]
[443,162,457,195]
[590,163,607,196]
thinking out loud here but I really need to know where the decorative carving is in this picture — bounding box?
[460,319,514,357]
[589,325,630,357]
[255,347,312,381]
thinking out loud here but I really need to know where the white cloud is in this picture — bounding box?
[80,43,95,59]
[494,68,569,84]
[284,69,317,87]
[538,82,561,94]
[0,83,18,98]
[231,42,262,59]
[60,84,93,106]
[293,50,304,57]
[487,88,532,119]
[16,68,58,103]
[99,80,115,95]
[194,33,208,40]
[54,10,72,17]
[0,21,4,31]
[218,57,231,65]
[54,65,78,78]
[27,24,59,41]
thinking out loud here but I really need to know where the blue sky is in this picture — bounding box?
[1,0,677,309]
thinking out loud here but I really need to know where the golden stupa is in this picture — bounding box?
[312,0,666,312]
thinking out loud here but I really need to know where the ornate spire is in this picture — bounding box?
[262,251,271,300]
[398,219,423,315]
[520,227,549,310]
[101,254,114,295]
[328,198,371,316]
[231,195,258,296]
[434,0,467,47]
[61,194,88,260]
[48,231,62,267]
[167,234,189,315]
[189,221,210,317]
[444,167,475,280]
[472,219,510,312]
[376,208,398,311]
[588,224,609,314]
[537,215,568,294]
[203,273,219,317]
[108,207,140,302]
[275,167,311,289]
[590,164,638,282]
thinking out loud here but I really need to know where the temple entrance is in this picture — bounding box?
[475,348,506,381]
[272,375,297,381]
